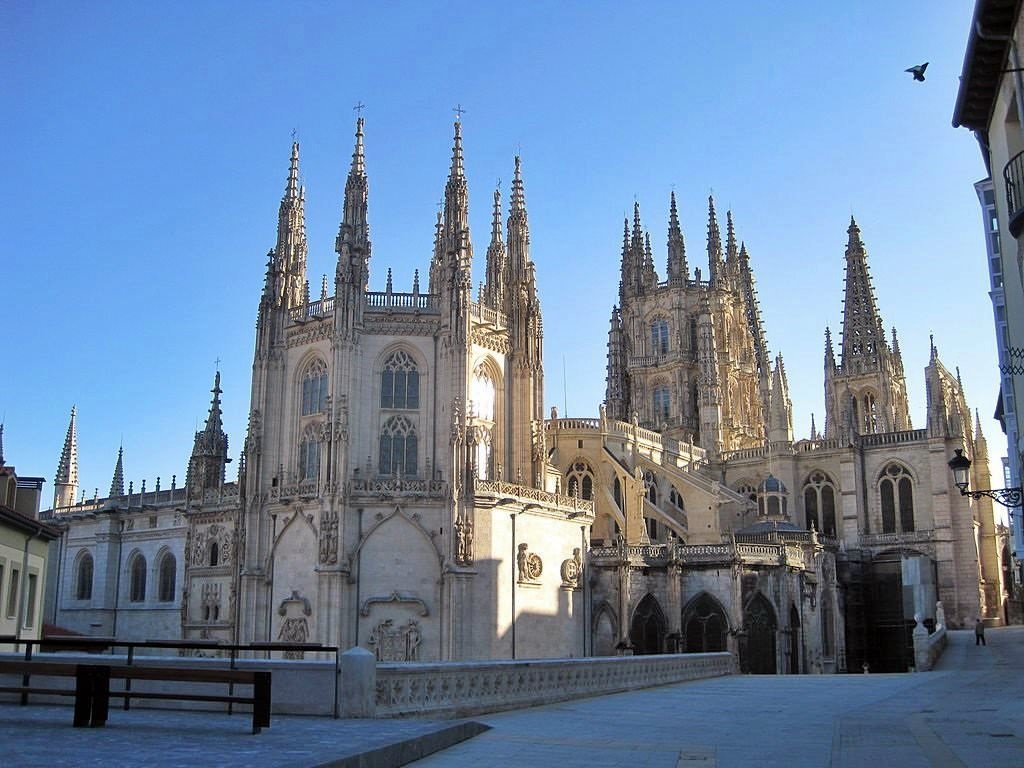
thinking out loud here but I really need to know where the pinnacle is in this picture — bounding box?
[450,120,465,180]
[351,116,366,178]
[286,141,300,199]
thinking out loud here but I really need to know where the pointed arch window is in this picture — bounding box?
[669,486,684,510]
[880,463,914,533]
[643,470,658,505]
[567,461,594,501]
[802,471,837,536]
[379,415,418,477]
[129,553,147,603]
[158,552,176,602]
[862,392,878,434]
[474,428,492,480]
[471,365,496,422]
[76,552,94,601]
[381,351,419,410]
[650,318,669,355]
[653,385,671,422]
[301,359,328,416]
[298,427,321,481]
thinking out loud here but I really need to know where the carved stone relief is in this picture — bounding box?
[277,589,313,659]
[201,583,221,622]
[319,508,339,565]
[517,543,542,582]
[560,548,583,589]
[368,618,423,661]
[455,517,474,566]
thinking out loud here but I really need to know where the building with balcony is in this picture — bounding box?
[954,0,1024,620]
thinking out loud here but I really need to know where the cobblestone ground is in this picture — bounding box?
[3,628,1021,767]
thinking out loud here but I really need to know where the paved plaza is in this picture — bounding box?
[2,628,1022,767]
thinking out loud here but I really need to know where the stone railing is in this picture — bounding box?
[470,300,507,328]
[858,530,935,548]
[271,479,319,501]
[289,296,335,321]
[365,291,439,312]
[474,478,594,514]
[589,540,820,569]
[348,477,448,498]
[858,429,928,447]
[359,651,735,718]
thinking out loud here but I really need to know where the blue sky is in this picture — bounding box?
[2,1,1001,502]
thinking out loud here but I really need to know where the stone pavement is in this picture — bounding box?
[2,628,1022,767]
[411,627,1024,768]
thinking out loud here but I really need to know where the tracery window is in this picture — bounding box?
[158,552,176,602]
[802,471,837,536]
[470,365,496,422]
[129,553,147,603]
[566,461,595,501]
[301,359,328,416]
[650,318,669,355]
[474,428,492,480]
[76,552,94,601]
[379,415,418,477]
[299,428,321,481]
[381,351,419,410]
[653,385,671,422]
[880,463,914,533]
[736,483,757,505]
[669,486,684,510]
[862,392,878,434]
[644,470,658,505]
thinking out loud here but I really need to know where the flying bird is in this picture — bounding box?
[906,62,928,82]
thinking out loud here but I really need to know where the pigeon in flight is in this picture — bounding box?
[906,62,928,82]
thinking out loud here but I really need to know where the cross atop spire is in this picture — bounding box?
[353,100,365,117]
[453,103,466,122]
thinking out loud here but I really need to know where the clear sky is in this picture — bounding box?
[2,1,1001,504]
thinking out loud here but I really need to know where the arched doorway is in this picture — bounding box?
[630,594,667,654]
[740,593,777,674]
[681,593,728,652]
[788,604,800,674]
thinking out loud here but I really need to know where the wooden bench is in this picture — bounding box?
[0,660,271,734]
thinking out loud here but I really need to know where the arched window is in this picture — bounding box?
[689,318,698,352]
[76,552,94,601]
[646,517,658,541]
[471,365,495,421]
[567,461,595,500]
[209,541,219,567]
[644,470,657,505]
[298,428,321,481]
[129,553,147,603]
[379,415,418,476]
[862,392,878,434]
[158,552,176,602]
[669,487,684,510]
[301,359,328,416]
[650,318,669,355]
[613,477,622,510]
[682,593,728,653]
[802,471,837,536]
[653,385,671,422]
[474,428,492,480]
[380,351,419,410]
[880,463,914,533]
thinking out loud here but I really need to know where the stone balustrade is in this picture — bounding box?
[361,651,736,718]
[912,611,947,672]
[474,478,594,514]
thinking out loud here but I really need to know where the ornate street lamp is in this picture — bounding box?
[947,449,1024,508]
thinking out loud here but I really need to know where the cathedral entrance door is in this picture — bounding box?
[740,593,777,674]
[629,594,667,654]
[682,593,728,652]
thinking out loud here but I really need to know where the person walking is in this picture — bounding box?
[975,618,986,646]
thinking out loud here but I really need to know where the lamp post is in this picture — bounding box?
[947,449,1024,508]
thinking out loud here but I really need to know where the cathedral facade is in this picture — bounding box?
[41,119,1006,674]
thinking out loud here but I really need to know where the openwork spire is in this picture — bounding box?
[109,444,125,498]
[188,371,229,494]
[336,116,371,285]
[839,217,886,369]
[274,141,308,308]
[442,120,472,274]
[706,196,723,285]
[666,191,687,282]
[484,185,506,308]
[507,155,530,277]
[725,210,738,265]
[56,406,78,487]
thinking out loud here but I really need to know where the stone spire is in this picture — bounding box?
[442,120,472,274]
[506,156,529,280]
[54,406,79,508]
[768,354,794,443]
[109,444,125,498]
[643,232,657,289]
[620,202,652,300]
[706,196,723,286]
[737,241,770,382]
[666,191,688,282]
[428,208,444,294]
[810,413,819,441]
[725,210,738,269]
[187,371,230,495]
[839,217,885,370]
[606,306,627,421]
[824,326,837,371]
[483,184,506,308]
[891,326,904,375]
[274,142,308,309]
[974,408,989,460]
[336,116,371,287]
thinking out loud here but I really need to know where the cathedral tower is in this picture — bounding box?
[824,218,911,438]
